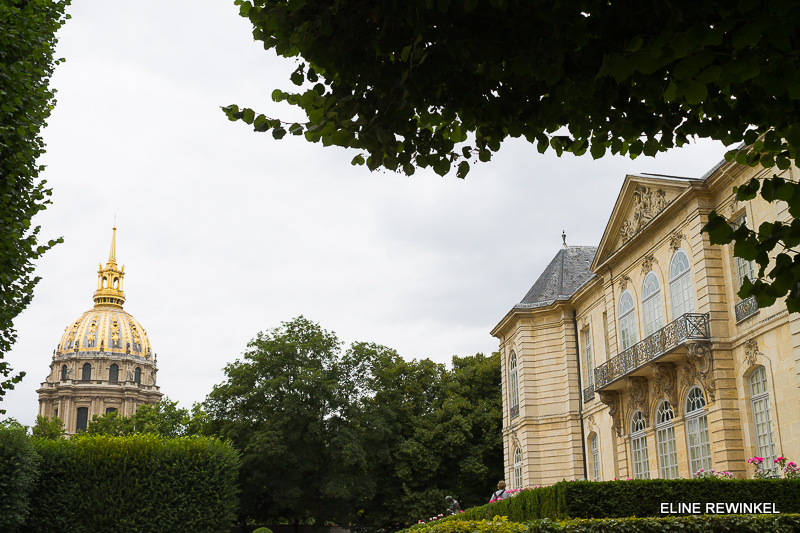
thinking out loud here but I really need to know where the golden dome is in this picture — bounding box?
[55,226,153,359]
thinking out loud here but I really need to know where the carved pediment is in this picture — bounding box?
[592,176,693,271]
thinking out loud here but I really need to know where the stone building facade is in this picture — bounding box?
[37,227,162,435]
[492,158,800,485]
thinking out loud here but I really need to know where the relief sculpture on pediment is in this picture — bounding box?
[620,186,670,244]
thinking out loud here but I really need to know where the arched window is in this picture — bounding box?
[630,411,650,479]
[656,401,679,479]
[750,366,777,473]
[642,272,664,337]
[76,407,89,432]
[590,433,601,481]
[513,447,522,488]
[669,250,694,318]
[618,291,638,350]
[134,367,141,384]
[109,364,119,382]
[686,387,712,476]
[61,365,68,381]
[82,363,92,381]
[509,352,519,417]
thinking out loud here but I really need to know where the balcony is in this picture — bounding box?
[583,383,595,403]
[587,313,710,393]
[735,295,759,322]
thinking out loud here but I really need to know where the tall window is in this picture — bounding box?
[750,366,777,472]
[61,365,68,381]
[733,214,756,289]
[509,352,519,416]
[105,407,117,414]
[134,367,141,384]
[590,434,601,480]
[76,407,89,432]
[583,327,594,389]
[513,447,523,488]
[82,363,92,381]
[631,411,650,479]
[642,272,664,336]
[669,250,694,318]
[618,291,638,350]
[656,401,679,479]
[686,387,712,476]
[109,364,119,382]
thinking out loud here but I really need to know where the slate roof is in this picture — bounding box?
[515,246,598,309]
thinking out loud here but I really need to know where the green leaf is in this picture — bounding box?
[272,127,287,139]
[456,160,470,178]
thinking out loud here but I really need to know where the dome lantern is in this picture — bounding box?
[93,226,126,308]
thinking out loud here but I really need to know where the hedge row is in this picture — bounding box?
[425,478,800,523]
[0,428,240,533]
[0,424,39,532]
[407,514,800,533]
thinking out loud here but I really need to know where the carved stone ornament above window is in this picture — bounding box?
[669,232,685,252]
[620,185,670,244]
[686,342,716,403]
[744,339,762,367]
[651,362,678,408]
[618,274,632,290]
[626,377,650,425]
[641,254,659,274]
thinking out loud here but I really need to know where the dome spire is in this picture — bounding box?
[94,225,126,308]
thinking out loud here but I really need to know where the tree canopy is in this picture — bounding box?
[225,0,799,177]
[85,397,203,438]
[204,317,502,530]
[0,0,69,413]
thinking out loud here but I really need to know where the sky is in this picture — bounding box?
[4,0,731,426]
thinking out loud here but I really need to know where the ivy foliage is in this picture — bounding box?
[224,0,799,177]
[0,0,69,412]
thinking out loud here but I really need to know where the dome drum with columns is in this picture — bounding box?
[37,227,162,435]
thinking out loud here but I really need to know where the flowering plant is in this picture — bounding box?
[747,456,793,479]
[694,468,734,479]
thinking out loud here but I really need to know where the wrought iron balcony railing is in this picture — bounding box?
[735,295,759,322]
[583,383,595,403]
[594,313,710,389]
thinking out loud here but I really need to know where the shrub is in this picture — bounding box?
[405,514,800,533]
[0,423,40,532]
[253,528,274,533]
[22,433,240,533]
[413,478,800,523]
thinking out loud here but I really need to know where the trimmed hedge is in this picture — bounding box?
[19,433,240,533]
[407,514,800,533]
[423,479,800,523]
[0,424,39,532]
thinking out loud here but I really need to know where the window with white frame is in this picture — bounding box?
[631,411,650,479]
[750,366,777,472]
[513,447,523,488]
[732,214,756,290]
[686,387,712,476]
[583,327,594,389]
[669,250,694,318]
[509,352,519,416]
[642,272,664,337]
[656,401,680,479]
[590,433,601,480]
[618,291,638,350]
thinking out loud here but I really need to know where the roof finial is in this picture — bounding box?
[109,219,117,264]
[562,230,569,249]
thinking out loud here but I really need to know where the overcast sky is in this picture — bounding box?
[4,0,730,426]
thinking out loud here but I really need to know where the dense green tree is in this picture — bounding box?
[31,415,64,440]
[0,0,70,413]
[204,318,503,531]
[204,317,372,531]
[224,0,800,313]
[86,397,199,437]
[355,352,502,528]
